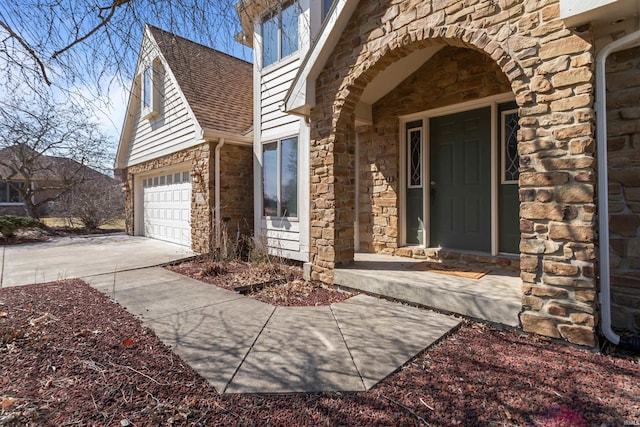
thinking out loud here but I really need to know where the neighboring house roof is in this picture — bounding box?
[0,145,110,182]
[147,26,254,136]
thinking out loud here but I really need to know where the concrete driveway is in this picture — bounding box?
[0,234,195,287]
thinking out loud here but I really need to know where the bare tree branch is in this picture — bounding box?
[0,20,52,85]
[0,0,249,93]
[51,0,132,60]
[0,94,112,218]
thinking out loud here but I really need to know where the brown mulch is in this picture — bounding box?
[1,280,639,426]
[166,257,353,306]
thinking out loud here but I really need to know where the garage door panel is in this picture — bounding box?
[141,170,192,247]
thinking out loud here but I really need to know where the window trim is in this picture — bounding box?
[262,135,299,219]
[260,1,300,69]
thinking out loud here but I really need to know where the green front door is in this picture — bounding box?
[430,107,491,252]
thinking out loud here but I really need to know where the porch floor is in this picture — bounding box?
[334,253,522,327]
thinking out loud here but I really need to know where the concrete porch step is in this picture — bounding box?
[334,254,523,327]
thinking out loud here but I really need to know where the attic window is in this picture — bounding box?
[143,67,152,109]
[141,59,164,119]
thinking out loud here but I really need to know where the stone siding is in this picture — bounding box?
[607,46,640,333]
[309,0,599,346]
[219,143,254,243]
[358,46,511,253]
[123,143,214,253]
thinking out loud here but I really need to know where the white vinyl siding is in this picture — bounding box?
[258,58,304,261]
[260,218,304,260]
[124,38,200,167]
[254,0,311,263]
[127,74,198,165]
[260,58,300,138]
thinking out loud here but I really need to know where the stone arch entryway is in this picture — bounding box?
[308,0,598,347]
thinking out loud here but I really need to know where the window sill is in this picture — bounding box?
[142,108,160,121]
[261,51,301,74]
[263,215,299,222]
[0,203,25,206]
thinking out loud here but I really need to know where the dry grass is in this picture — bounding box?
[41,217,125,230]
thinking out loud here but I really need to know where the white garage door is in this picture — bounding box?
[141,170,192,247]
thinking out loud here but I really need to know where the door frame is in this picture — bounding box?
[399,92,515,256]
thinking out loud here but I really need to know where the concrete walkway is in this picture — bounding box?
[2,235,461,393]
[86,267,460,393]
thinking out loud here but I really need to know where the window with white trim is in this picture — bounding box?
[0,181,25,204]
[322,0,336,20]
[501,109,520,184]
[141,58,164,119]
[262,1,299,68]
[263,136,298,217]
[143,66,152,109]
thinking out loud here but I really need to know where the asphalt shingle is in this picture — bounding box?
[148,26,253,136]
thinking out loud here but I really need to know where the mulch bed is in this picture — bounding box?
[165,257,353,306]
[1,280,639,426]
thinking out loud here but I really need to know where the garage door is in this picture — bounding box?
[141,170,192,247]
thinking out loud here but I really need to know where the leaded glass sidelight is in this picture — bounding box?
[502,110,520,183]
[408,128,422,188]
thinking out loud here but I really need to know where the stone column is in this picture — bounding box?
[518,32,599,347]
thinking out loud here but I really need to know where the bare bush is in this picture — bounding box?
[53,178,124,231]
[0,94,112,219]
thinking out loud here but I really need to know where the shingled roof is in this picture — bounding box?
[148,26,253,136]
[0,145,110,182]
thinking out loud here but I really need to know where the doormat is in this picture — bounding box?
[409,261,490,279]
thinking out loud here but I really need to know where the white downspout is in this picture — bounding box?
[595,29,640,346]
[214,138,225,248]
[354,131,360,252]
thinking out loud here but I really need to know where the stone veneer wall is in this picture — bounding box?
[309,0,599,346]
[607,46,640,333]
[357,46,511,253]
[219,143,254,242]
[123,143,214,253]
